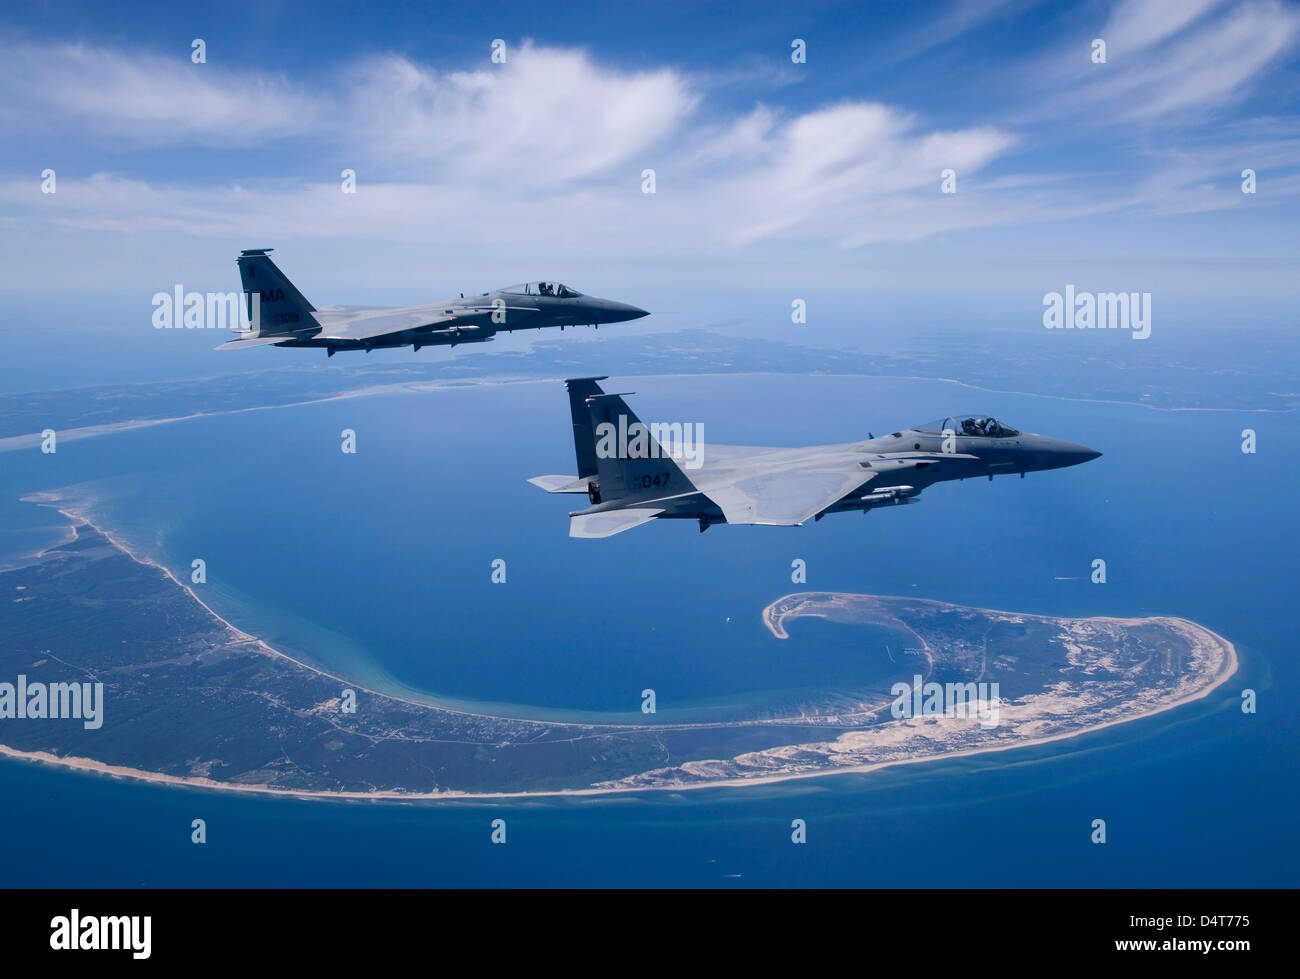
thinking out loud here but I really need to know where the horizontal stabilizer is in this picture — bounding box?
[528,475,590,494]
[569,508,664,539]
[214,334,285,351]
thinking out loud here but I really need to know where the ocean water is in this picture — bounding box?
[0,372,1293,886]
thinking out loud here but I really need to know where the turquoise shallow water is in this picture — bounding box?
[0,372,1293,886]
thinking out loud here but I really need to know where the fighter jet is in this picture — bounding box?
[215,249,649,356]
[530,377,1101,538]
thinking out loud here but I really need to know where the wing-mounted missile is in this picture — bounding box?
[859,485,917,504]
[426,324,488,339]
[860,452,979,470]
[817,484,921,519]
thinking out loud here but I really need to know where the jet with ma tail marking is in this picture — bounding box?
[216,250,648,356]
[530,377,1101,538]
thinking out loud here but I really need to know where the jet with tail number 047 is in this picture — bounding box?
[216,250,649,356]
[530,377,1102,538]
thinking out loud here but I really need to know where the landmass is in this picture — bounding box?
[0,503,1237,799]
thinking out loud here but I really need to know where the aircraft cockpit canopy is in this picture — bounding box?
[500,282,583,298]
[914,415,1020,438]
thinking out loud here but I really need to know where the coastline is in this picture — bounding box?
[0,374,543,454]
[1,366,1288,456]
[0,505,1241,803]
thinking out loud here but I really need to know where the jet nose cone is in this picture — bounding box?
[591,299,649,323]
[1062,441,1101,466]
[604,301,649,322]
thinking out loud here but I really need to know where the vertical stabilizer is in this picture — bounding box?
[236,249,319,337]
[564,377,608,479]
[585,392,696,503]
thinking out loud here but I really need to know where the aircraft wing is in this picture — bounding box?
[704,468,878,526]
[312,303,540,342]
[698,451,977,526]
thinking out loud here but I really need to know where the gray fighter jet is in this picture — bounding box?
[216,249,648,356]
[530,377,1101,537]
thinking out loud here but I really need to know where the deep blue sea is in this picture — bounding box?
[0,372,1293,886]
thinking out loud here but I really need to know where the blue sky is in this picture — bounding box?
[2,0,1299,308]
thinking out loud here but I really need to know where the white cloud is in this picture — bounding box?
[686,103,1017,245]
[882,0,1015,65]
[3,19,1296,283]
[0,40,319,145]
[0,38,1022,251]
[1050,0,1300,122]
[0,37,696,184]
[342,43,698,183]
[1101,0,1225,58]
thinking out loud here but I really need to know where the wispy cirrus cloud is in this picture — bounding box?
[1042,0,1300,122]
[880,0,1016,66]
[1100,0,1226,58]
[682,102,1017,245]
[0,40,321,145]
